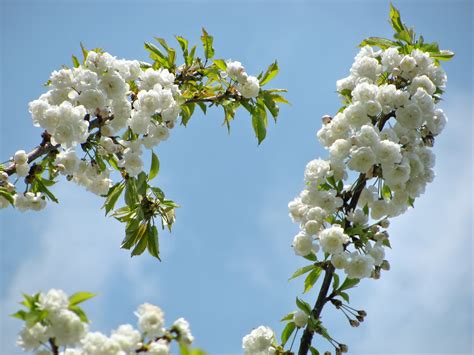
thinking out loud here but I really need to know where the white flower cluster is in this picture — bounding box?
[226,61,261,98]
[16,289,194,355]
[242,326,276,355]
[289,45,448,279]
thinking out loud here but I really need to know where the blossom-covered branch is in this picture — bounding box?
[13,289,203,355]
[241,5,454,355]
[0,29,288,260]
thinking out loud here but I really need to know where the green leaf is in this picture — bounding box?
[260,61,279,86]
[72,55,80,68]
[289,264,315,281]
[147,225,161,260]
[10,310,27,320]
[303,268,322,294]
[80,42,88,62]
[389,3,405,34]
[69,292,96,306]
[69,305,89,323]
[359,37,397,49]
[339,291,350,303]
[303,253,318,262]
[430,50,455,61]
[0,188,14,205]
[200,28,215,60]
[310,347,320,355]
[35,178,59,203]
[261,91,279,120]
[213,59,227,71]
[281,321,296,347]
[280,311,296,322]
[332,273,340,291]
[131,231,148,256]
[296,297,312,315]
[338,277,360,291]
[149,151,160,181]
[104,182,125,215]
[252,101,268,145]
[125,178,138,206]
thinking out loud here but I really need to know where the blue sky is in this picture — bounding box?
[0,0,472,354]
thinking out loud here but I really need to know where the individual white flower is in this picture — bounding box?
[135,90,161,116]
[51,69,74,89]
[395,102,423,129]
[118,150,143,177]
[375,140,402,165]
[367,243,385,266]
[376,84,397,113]
[329,139,351,161]
[135,303,165,338]
[410,75,436,96]
[99,72,129,99]
[399,55,417,74]
[381,47,401,71]
[347,146,376,173]
[293,310,308,328]
[336,75,356,92]
[304,220,321,236]
[352,82,378,102]
[347,209,368,226]
[17,323,50,351]
[292,233,313,256]
[15,163,30,177]
[142,124,170,149]
[55,149,79,175]
[426,108,447,135]
[383,161,411,187]
[14,150,28,165]
[73,68,99,92]
[242,326,275,355]
[111,324,141,352]
[172,317,194,344]
[138,68,175,90]
[38,289,69,314]
[319,225,350,254]
[148,339,170,355]
[369,199,389,220]
[331,252,348,269]
[77,89,107,112]
[355,124,380,147]
[226,60,247,82]
[129,111,151,135]
[304,158,331,186]
[344,102,370,128]
[49,309,88,346]
[345,253,375,279]
[350,56,381,82]
[238,75,260,99]
[29,99,51,128]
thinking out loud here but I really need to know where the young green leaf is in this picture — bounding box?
[104,182,125,215]
[200,28,215,60]
[296,297,312,315]
[281,321,296,347]
[260,61,279,86]
[289,264,315,281]
[303,268,322,294]
[147,225,161,260]
[338,277,360,291]
[149,151,160,181]
[69,292,97,306]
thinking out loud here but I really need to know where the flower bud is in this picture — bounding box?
[339,344,349,353]
[381,260,391,271]
[356,315,364,322]
[324,352,331,355]
[6,182,15,192]
[0,172,8,181]
[349,319,360,327]
[370,225,380,234]
[371,268,381,280]
[322,115,332,124]
[14,150,28,165]
[293,310,308,328]
[358,310,367,317]
[380,219,390,228]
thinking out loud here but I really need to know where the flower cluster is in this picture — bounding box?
[242,326,276,355]
[15,289,195,355]
[225,61,261,99]
[288,43,448,280]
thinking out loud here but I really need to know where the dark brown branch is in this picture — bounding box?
[298,264,335,355]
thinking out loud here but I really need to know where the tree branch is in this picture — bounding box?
[298,264,335,355]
